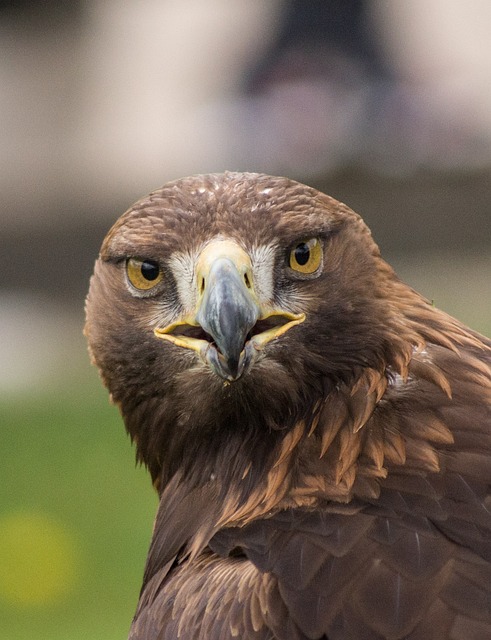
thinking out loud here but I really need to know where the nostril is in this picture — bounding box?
[243,272,251,289]
[199,277,205,295]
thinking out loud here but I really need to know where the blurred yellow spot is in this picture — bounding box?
[0,511,81,606]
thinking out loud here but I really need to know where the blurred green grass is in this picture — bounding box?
[0,374,156,640]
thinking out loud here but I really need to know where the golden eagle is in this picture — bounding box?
[85,172,491,639]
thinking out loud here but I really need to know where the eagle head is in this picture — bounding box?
[84,172,429,486]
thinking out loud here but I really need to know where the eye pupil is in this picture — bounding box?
[140,261,160,281]
[294,243,310,266]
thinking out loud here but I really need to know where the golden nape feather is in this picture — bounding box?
[84,172,491,640]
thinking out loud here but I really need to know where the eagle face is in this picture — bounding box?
[86,173,395,474]
[85,173,491,640]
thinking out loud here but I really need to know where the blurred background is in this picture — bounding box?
[1,1,490,638]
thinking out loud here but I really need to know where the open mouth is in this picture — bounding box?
[167,314,294,345]
[158,311,304,357]
[155,309,305,383]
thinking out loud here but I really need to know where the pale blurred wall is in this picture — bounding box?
[1,0,491,232]
[372,1,491,167]
[77,0,284,199]
[0,0,283,232]
[375,1,491,99]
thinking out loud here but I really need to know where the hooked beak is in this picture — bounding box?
[154,240,305,381]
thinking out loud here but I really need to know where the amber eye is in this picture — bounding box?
[126,258,163,290]
[289,238,322,274]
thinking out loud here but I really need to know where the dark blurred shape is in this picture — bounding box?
[246,0,389,93]
[0,0,81,24]
[235,0,491,177]
[235,0,387,177]
[0,212,108,301]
